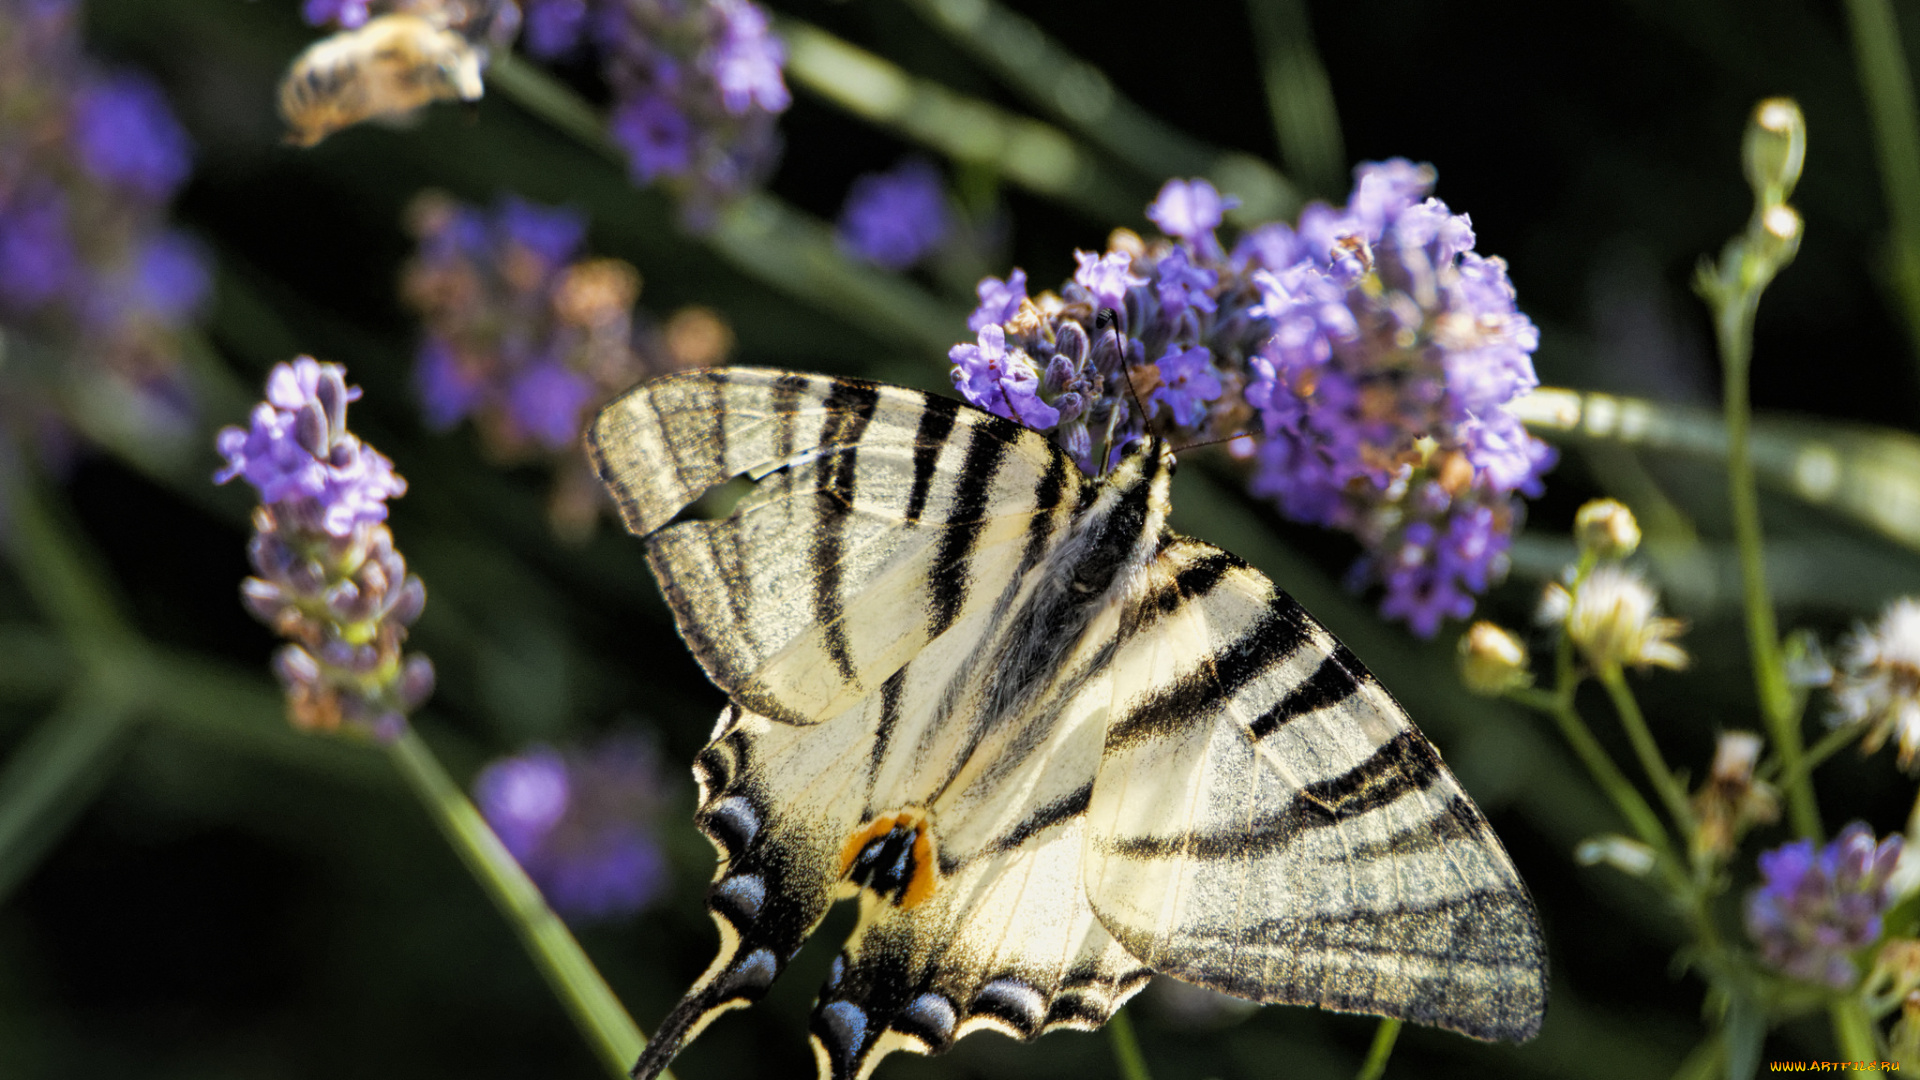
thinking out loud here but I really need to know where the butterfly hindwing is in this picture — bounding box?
[1083,536,1547,1042]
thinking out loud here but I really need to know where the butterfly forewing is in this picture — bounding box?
[591,369,1075,725]
[591,368,1547,1080]
[1084,537,1547,1041]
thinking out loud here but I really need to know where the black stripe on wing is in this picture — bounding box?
[1247,645,1366,740]
[927,420,1014,637]
[1105,590,1316,751]
[1105,730,1444,860]
[904,393,961,526]
[809,379,881,685]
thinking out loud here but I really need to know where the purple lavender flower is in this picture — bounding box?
[969,269,1028,332]
[950,324,1048,425]
[1147,177,1237,243]
[215,356,406,535]
[216,358,433,741]
[71,72,193,200]
[1073,250,1147,314]
[837,159,952,270]
[475,735,671,921]
[948,164,1556,635]
[1747,823,1903,987]
[1150,345,1221,428]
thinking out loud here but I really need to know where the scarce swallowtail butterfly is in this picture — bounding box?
[589,367,1547,1080]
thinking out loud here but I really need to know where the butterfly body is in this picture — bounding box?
[590,368,1546,1080]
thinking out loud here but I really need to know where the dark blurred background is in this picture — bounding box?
[6,0,1920,1077]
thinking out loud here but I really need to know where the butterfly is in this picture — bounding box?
[588,367,1547,1080]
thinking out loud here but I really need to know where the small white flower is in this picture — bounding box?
[1565,564,1688,671]
[1830,597,1920,771]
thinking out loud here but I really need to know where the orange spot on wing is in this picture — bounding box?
[837,809,941,911]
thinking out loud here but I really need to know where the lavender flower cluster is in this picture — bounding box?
[1746,823,1903,988]
[518,0,789,222]
[950,166,1555,636]
[215,358,435,742]
[0,0,208,391]
[474,734,671,921]
[402,192,730,534]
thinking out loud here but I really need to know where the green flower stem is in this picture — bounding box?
[484,55,965,353]
[896,0,1298,221]
[1843,0,1920,367]
[386,730,658,1080]
[1506,684,1680,873]
[1512,387,1920,560]
[1597,666,1696,841]
[1771,722,1865,790]
[1244,0,1345,200]
[775,17,1140,223]
[1,468,135,649]
[0,689,138,903]
[1829,997,1886,1072]
[1105,1006,1152,1080]
[1709,265,1820,840]
[1353,1017,1402,1080]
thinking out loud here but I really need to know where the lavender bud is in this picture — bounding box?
[398,655,437,708]
[1045,356,1076,393]
[241,579,286,623]
[1055,320,1090,365]
[389,577,428,627]
[294,402,330,459]
[324,578,364,620]
[288,558,328,597]
[1055,392,1086,425]
[313,364,352,434]
[274,644,321,687]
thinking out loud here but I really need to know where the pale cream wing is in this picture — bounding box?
[589,368,1081,725]
[1081,537,1547,1041]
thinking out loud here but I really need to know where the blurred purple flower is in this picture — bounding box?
[1747,823,1903,987]
[0,191,80,311]
[302,0,373,27]
[837,159,952,270]
[507,360,595,449]
[611,95,695,183]
[584,0,788,219]
[522,0,590,58]
[415,339,486,430]
[707,0,789,114]
[476,735,672,921]
[0,2,208,404]
[71,72,192,199]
